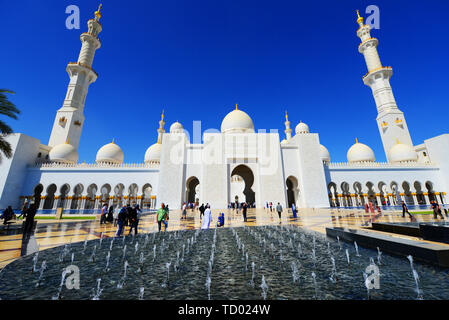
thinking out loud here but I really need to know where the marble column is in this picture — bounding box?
[52,194,60,210]
[38,196,46,210]
[412,193,418,205]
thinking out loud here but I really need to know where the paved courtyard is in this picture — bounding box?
[0,207,447,269]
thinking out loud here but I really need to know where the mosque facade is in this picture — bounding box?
[1,9,448,211]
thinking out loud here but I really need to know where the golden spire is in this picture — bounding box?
[95,4,102,20]
[112,138,115,144]
[356,10,364,24]
[235,104,239,110]
[66,137,70,144]
[355,137,359,144]
[285,110,289,121]
[161,109,165,120]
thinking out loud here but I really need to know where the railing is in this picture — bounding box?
[326,161,436,169]
[30,162,160,169]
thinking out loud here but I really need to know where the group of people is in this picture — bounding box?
[114,204,142,236]
[0,204,36,233]
[0,206,15,225]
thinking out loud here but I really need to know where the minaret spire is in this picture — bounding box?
[48,5,103,149]
[157,110,166,144]
[356,10,413,162]
[284,110,292,140]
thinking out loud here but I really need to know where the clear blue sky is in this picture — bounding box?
[1,0,448,163]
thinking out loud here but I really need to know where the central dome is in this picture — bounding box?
[221,105,255,133]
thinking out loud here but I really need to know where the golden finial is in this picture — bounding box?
[112,138,115,144]
[95,4,102,20]
[235,104,239,110]
[356,10,364,24]
[161,109,165,120]
[285,110,288,120]
[356,137,359,144]
[396,138,400,144]
[66,137,70,144]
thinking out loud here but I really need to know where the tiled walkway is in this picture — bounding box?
[0,207,446,269]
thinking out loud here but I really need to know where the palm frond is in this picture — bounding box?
[0,89,20,119]
[0,135,12,159]
[0,120,13,134]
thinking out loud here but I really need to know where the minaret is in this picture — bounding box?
[48,4,103,149]
[157,110,166,143]
[284,111,292,140]
[356,10,413,162]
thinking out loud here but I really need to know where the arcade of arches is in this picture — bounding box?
[23,183,157,211]
[328,180,446,207]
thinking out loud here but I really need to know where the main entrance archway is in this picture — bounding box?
[231,165,255,204]
[186,177,200,204]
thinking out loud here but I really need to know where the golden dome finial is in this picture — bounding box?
[95,4,102,20]
[112,138,115,144]
[356,10,364,24]
[66,137,70,144]
[355,137,359,144]
[285,110,288,120]
[396,138,400,144]
[235,103,239,110]
[161,109,165,120]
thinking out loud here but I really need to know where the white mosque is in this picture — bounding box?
[0,8,448,212]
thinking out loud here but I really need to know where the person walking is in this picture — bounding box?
[181,202,187,220]
[242,202,248,222]
[113,205,119,227]
[107,205,114,223]
[100,204,108,224]
[269,202,273,212]
[276,202,283,223]
[199,203,205,220]
[128,205,138,235]
[201,205,212,229]
[432,201,444,219]
[116,205,127,236]
[23,203,37,233]
[401,202,413,219]
[157,203,169,232]
[292,203,297,218]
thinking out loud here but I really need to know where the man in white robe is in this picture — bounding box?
[201,205,212,229]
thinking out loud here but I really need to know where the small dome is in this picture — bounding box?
[145,143,162,164]
[49,143,78,164]
[281,139,288,145]
[347,140,375,163]
[388,142,418,163]
[170,121,184,133]
[221,106,255,133]
[320,144,331,163]
[96,141,124,164]
[295,121,309,134]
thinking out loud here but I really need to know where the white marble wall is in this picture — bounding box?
[0,134,41,209]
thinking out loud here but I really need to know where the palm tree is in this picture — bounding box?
[0,89,20,161]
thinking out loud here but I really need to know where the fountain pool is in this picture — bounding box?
[1,226,449,300]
